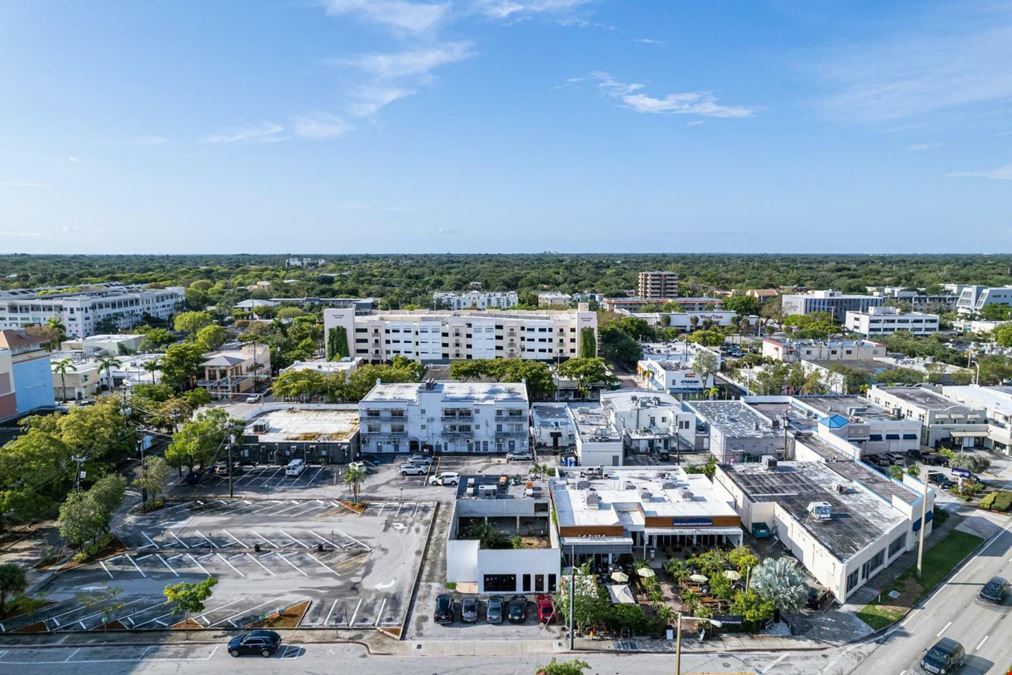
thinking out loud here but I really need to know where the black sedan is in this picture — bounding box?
[228,630,282,658]
[434,593,454,624]
[486,595,504,624]
[508,594,528,624]
[979,576,1008,604]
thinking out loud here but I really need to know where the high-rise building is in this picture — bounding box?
[637,271,679,299]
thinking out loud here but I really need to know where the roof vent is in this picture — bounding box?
[586,492,601,507]
[680,489,694,501]
[807,501,833,521]
[761,455,778,470]
[661,481,677,490]
[576,480,590,490]
[640,490,653,501]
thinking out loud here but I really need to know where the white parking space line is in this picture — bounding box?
[63,648,80,662]
[156,554,178,577]
[333,527,372,551]
[126,554,147,577]
[324,599,339,625]
[977,635,989,650]
[273,552,308,576]
[99,561,113,579]
[261,466,283,487]
[281,645,300,659]
[140,531,160,549]
[62,598,148,631]
[117,601,168,627]
[348,598,363,627]
[374,598,387,626]
[248,499,283,514]
[305,552,340,576]
[215,552,245,577]
[280,530,308,548]
[195,530,218,548]
[245,553,276,575]
[411,502,420,517]
[375,502,387,515]
[308,466,325,483]
[212,598,285,628]
[224,530,246,547]
[274,500,307,516]
[937,621,951,637]
[250,530,277,548]
[307,531,334,547]
[170,531,190,548]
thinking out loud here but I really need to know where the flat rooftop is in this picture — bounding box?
[876,386,973,411]
[719,461,905,562]
[364,309,580,321]
[810,359,891,375]
[796,396,895,421]
[246,408,359,443]
[455,474,548,501]
[552,466,739,529]
[941,386,1012,416]
[601,389,680,411]
[531,403,573,427]
[362,381,528,404]
[794,433,852,461]
[688,400,779,438]
[570,404,622,442]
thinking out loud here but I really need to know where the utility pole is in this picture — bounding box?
[675,613,683,675]
[228,433,236,499]
[138,439,147,505]
[916,474,928,578]
[72,454,88,492]
[568,545,575,651]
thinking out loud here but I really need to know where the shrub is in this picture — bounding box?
[980,490,1012,512]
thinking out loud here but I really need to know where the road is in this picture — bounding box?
[846,517,1012,675]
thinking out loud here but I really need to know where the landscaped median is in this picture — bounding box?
[856,528,984,630]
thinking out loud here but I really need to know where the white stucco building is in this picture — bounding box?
[845,306,939,336]
[600,390,696,455]
[866,385,988,448]
[939,385,1012,454]
[956,285,1012,316]
[432,291,519,310]
[780,289,883,323]
[761,337,886,363]
[359,380,529,454]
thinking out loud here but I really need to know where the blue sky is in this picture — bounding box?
[1,0,1010,254]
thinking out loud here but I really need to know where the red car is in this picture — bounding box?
[535,594,555,624]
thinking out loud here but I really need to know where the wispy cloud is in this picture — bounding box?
[67,155,81,163]
[339,43,475,116]
[0,230,46,238]
[128,135,169,145]
[201,122,286,144]
[292,113,353,139]
[0,180,48,188]
[320,0,449,33]
[812,5,1012,123]
[906,143,941,151]
[574,71,758,119]
[634,38,665,46]
[475,0,591,20]
[948,164,1012,181]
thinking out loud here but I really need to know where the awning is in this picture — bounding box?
[607,584,636,604]
[949,431,989,438]
[642,527,744,538]
[560,537,633,555]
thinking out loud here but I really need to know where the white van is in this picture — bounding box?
[285,458,306,477]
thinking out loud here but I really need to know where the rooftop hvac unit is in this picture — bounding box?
[761,455,778,470]
[807,501,833,521]
[834,483,852,494]
[680,490,694,501]
[586,492,601,507]
[640,490,653,501]
[661,481,677,490]
[576,480,590,489]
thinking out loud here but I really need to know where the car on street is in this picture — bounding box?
[485,595,504,624]
[979,576,1008,604]
[348,461,367,472]
[506,451,533,462]
[535,594,554,623]
[918,637,965,674]
[508,594,528,624]
[428,471,461,486]
[926,472,953,488]
[245,393,263,403]
[227,630,282,658]
[461,595,479,623]
[213,462,242,477]
[400,463,428,476]
[434,593,454,624]
[285,458,306,476]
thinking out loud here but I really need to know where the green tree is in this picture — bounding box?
[159,342,206,391]
[139,327,175,351]
[173,311,213,335]
[343,464,367,504]
[578,327,597,358]
[994,323,1012,348]
[536,658,591,675]
[751,557,807,615]
[979,304,1012,321]
[142,357,162,384]
[164,577,218,630]
[57,491,94,550]
[598,324,643,368]
[691,350,719,383]
[326,326,349,360]
[165,408,239,474]
[44,316,68,350]
[272,369,329,402]
[95,355,121,391]
[195,324,226,351]
[949,453,990,474]
[276,306,304,320]
[888,465,904,480]
[724,294,762,317]
[0,563,27,614]
[52,358,78,401]
[135,455,170,507]
[557,357,616,392]
[464,520,504,549]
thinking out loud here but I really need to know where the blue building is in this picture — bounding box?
[0,330,56,415]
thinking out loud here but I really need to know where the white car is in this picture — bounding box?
[428,472,460,486]
[400,463,427,476]
[285,459,306,477]
[348,461,367,472]
[505,451,533,462]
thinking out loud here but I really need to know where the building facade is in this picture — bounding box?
[956,286,1012,316]
[866,385,988,448]
[780,290,883,322]
[0,350,16,421]
[638,271,679,299]
[761,337,886,363]
[324,306,597,363]
[198,343,271,400]
[359,381,529,454]
[0,284,184,339]
[0,330,55,415]
[687,400,788,463]
[432,291,519,311]
[940,385,1012,454]
[601,390,696,454]
[845,306,939,336]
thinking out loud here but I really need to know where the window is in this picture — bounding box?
[522,574,531,592]
[888,534,906,557]
[548,574,557,592]
[484,574,517,592]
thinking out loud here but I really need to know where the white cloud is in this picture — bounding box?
[948,164,1012,181]
[579,71,758,119]
[67,155,81,163]
[812,6,1012,122]
[906,143,941,151]
[292,113,353,139]
[0,230,46,237]
[345,42,474,81]
[347,86,418,117]
[634,38,665,46]
[201,122,286,144]
[0,180,48,187]
[320,0,449,33]
[476,0,591,20]
[687,120,705,126]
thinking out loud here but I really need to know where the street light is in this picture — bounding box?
[675,614,723,675]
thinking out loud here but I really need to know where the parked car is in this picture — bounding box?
[285,458,306,477]
[184,468,205,485]
[348,461,367,472]
[506,450,533,462]
[508,595,528,624]
[214,462,241,477]
[227,630,282,658]
[485,595,504,624]
[535,594,554,624]
[434,593,454,624]
[245,393,263,404]
[428,471,461,486]
[461,595,479,623]
[918,637,965,674]
[408,454,432,465]
[921,453,949,467]
[400,463,428,476]
[926,472,948,485]
[979,576,1008,604]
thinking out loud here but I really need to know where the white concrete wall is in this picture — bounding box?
[476,547,561,593]
[446,539,480,584]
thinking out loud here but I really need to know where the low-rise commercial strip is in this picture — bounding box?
[866,385,988,448]
[845,306,940,336]
[939,385,1012,454]
[761,337,886,363]
[686,399,788,463]
[601,390,695,455]
[239,405,359,464]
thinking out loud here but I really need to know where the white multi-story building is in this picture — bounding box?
[866,385,988,448]
[531,403,577,451]
[0,284,185,339]
[358,380,529,454]
[537,292,572,308]
[845,306,939,336]
[781,290,883,322]
[939,385,1012,454]
[432,291,518,310]
[762,337,886,363]
[601,390,696,454]
[956,286,1012,316]
[324,306,597,363]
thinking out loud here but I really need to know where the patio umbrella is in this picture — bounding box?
[610,571,629,583]
[723,570,741,581]
[636,567,656,579]
[689,573,708,583]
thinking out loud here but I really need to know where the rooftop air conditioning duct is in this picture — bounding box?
[807,501,832,521]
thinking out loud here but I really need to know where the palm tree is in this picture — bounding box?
[52,358,78,402]
[45,316,67,351]
[464,520,504,549]
[96,355,121,392]
[142,358,161,384]
[343,465,367,504]
[750,557,807,617]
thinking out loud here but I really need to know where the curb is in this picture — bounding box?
[400,500,442,640]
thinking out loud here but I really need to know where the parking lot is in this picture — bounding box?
[170,463,339,499]
[13,496,434,634]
